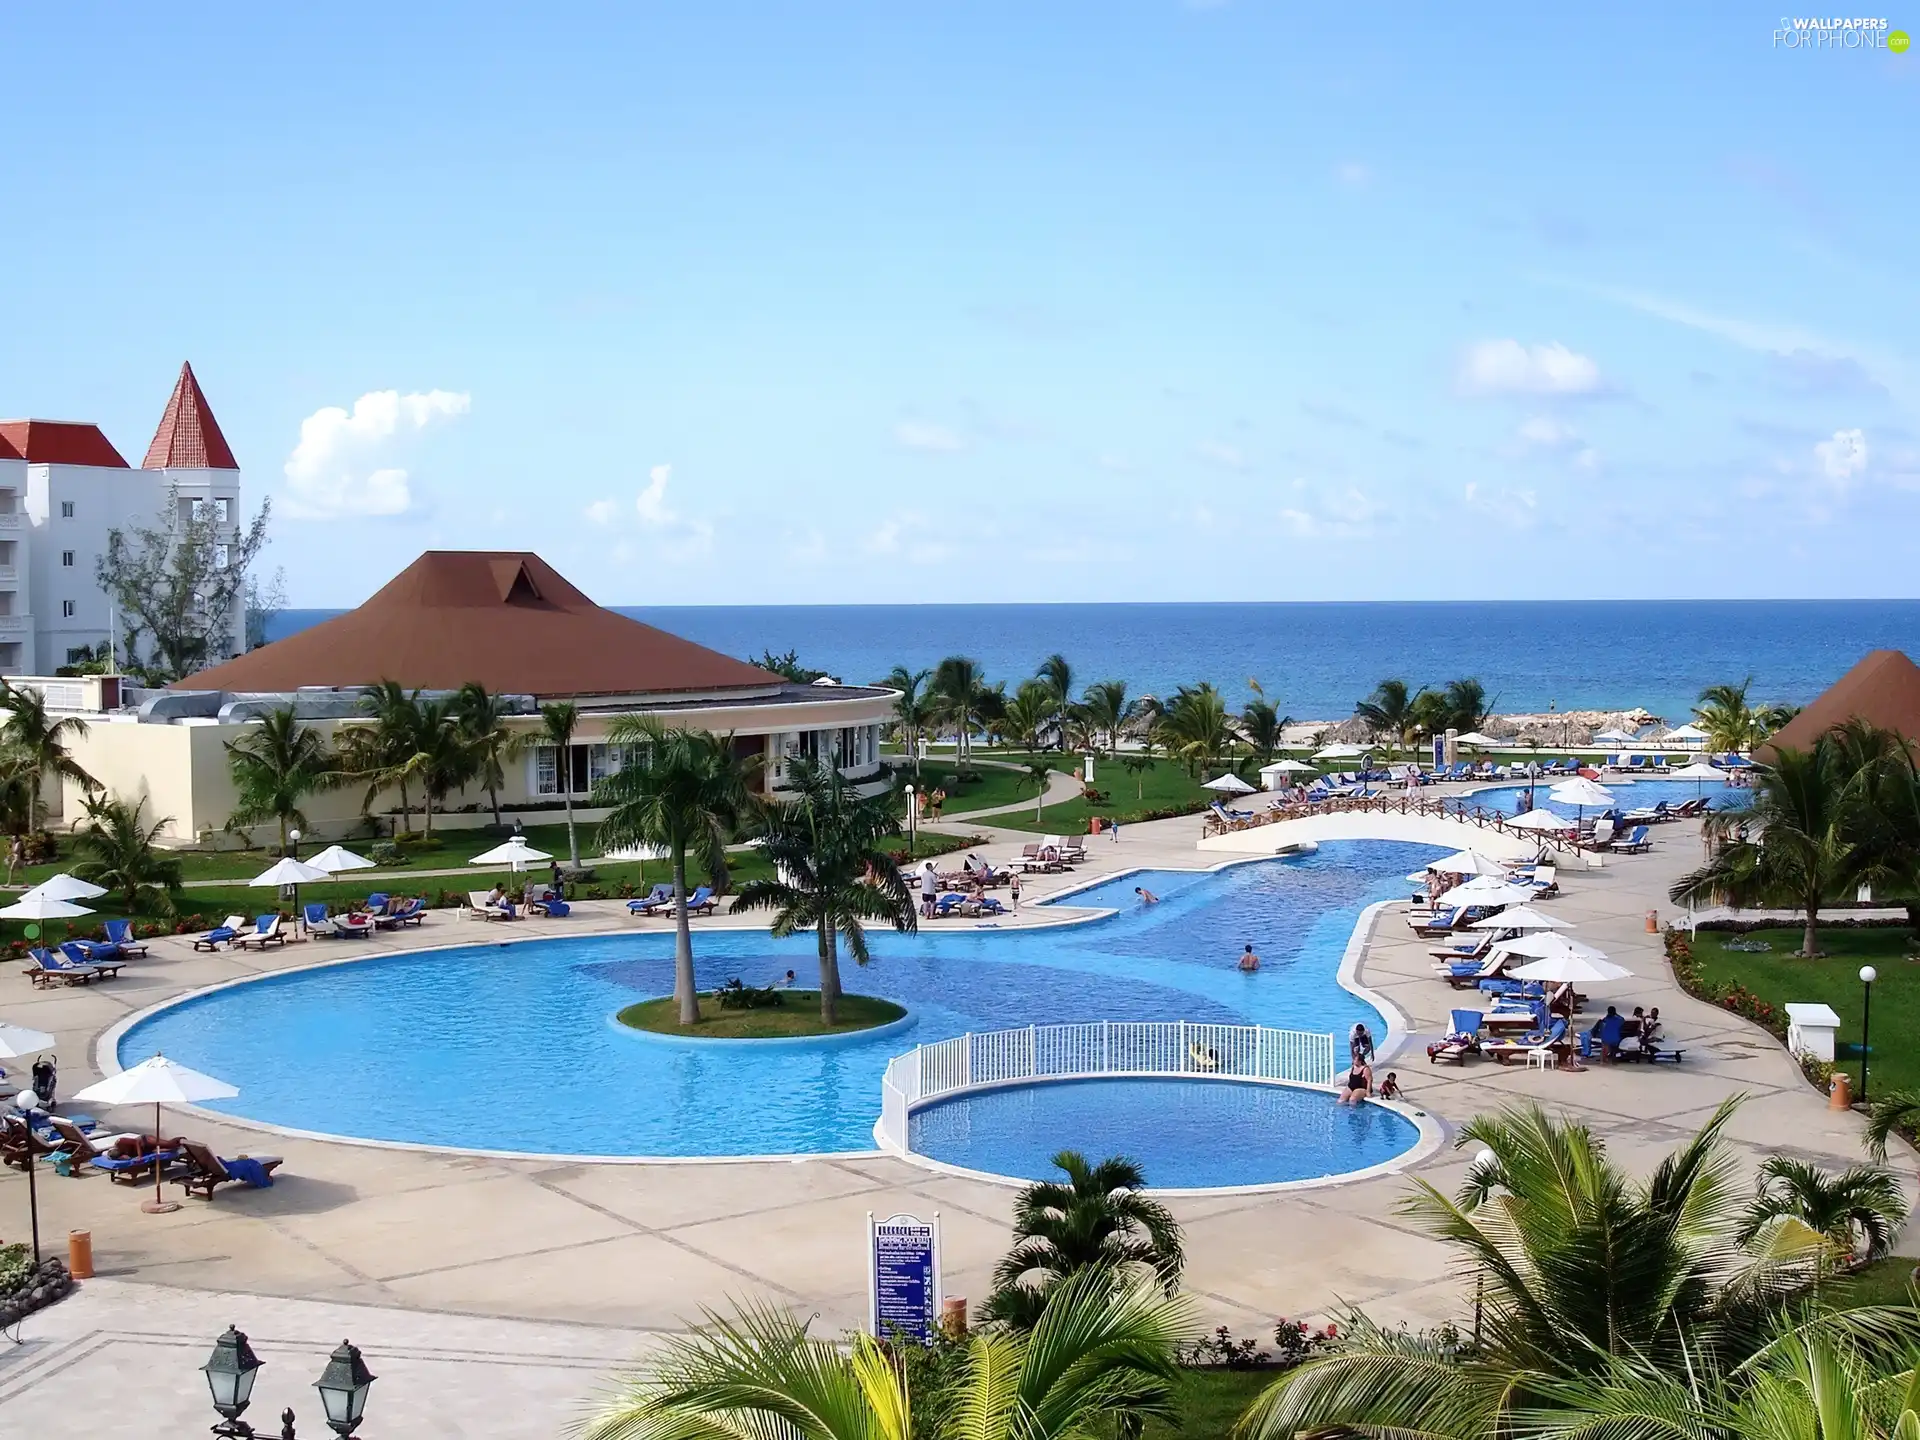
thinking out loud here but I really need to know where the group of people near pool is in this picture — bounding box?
[1338,1023,1399,1105]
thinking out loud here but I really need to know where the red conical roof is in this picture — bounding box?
[1759,650,1920,759]
[142,362,238,470]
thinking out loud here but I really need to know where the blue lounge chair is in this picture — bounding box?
[681,885,717,916]
[61,938,123,966]
[375,897,426,928]
[232,914,286,949]
[1613,825,1651,854]
[932,892,969,916]
[102,920,149,957]
[1487,1015,1569,1064]
[364,892,391,914]
[27,947,117,986]
[533,893,570,917]
[193,917,244,951]
[627,883,674,915]
[1626,755,1647,771]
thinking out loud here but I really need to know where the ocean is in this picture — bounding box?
[264,599,1920,724]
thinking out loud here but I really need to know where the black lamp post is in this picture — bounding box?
[1860,965,1878,1103]
[202,1328,376,1439]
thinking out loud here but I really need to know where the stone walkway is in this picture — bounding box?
[0,793,1903,1437]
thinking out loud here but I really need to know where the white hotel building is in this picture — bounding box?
[0,362,245,675]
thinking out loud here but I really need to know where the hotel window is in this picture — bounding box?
[534,746,559,796]
[216,497,231,523]
[60,600,74,618]
[59,501,74,519]
[65,646,89,665]
[61,551,74,568]
[214,544,230,570]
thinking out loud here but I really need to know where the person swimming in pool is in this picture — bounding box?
[1135,887,1160,904]
[1238,944,1260,972]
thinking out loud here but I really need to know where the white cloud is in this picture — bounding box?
[1457,340,1603,397]
[1196,439,1247,470]
[1815,428,1868,486]
[865,511,951,564]
[894,420,965,453]
[1278,487,1382,537]
[582,498,619,527]
[632,463,714,555]
[282,388,469,519]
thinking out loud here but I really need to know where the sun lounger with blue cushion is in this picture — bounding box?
[1429,1009,1485,1064]
[102,920,150,957]
[232,914,286,949]
[363,893,390,914]
[172,1139,283,1199]
[193,916,247,951]
[680,885,717,916]
[26,947,116,986]
[627,883,674,915]
[63,937,123,964]
[1612,825,1651,854]
[375,897,426,929]
[1485,1016,1569,1065]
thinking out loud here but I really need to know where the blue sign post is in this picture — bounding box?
[868,1211,941,1343]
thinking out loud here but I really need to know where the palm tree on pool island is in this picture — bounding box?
[730,756,916,1025]
[593,718,753,1025]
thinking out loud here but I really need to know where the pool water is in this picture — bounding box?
[1462,777,1749,820]
[119,840,1435,1159]
[909,1078,1419,1188]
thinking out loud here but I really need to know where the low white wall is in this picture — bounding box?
[1198,809,1539,860]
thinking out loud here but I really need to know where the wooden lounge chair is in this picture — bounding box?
[26,947,118,986]
[172,1139,283,1199]
[193,916,248,951]
[102,920,150,957]
[45,1116,168,1182]
[232,914,286,950]
[468,891,515,920]
[374,897,426,928]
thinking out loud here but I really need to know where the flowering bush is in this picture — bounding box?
[1178,1325,1270,1369]
[1271,1317,1339,1367]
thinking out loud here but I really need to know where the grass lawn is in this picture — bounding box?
[1826,1255,1920,1308]
[893,757,1037,816]
[1689,925,1918,1096]
[985,752,1224,835]
[616,990,905,1038]
[1141,1367,1273,1439]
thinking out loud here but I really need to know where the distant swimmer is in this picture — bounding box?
[1239,944,1260,972]
[1135,887,1160,904]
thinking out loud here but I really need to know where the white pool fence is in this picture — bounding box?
[876,1021,1338,1153]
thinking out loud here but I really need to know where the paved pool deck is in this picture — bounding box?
[0,795,1904,1437]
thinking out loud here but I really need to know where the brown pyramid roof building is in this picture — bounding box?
[1759,649,1920,760]
[142,361,239,470]
[178,551,780,701]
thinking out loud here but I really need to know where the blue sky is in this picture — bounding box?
[2,4,1916,605]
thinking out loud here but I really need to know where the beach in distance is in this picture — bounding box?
[267,597,1920,724]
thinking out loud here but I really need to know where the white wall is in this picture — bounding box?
[0,457,28,674]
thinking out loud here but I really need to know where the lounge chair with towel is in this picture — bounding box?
[679,885,717,916]
[63,937,124,965]
[46,1117,172,1183]
[1427,1009,1484,1065]
[304,903,374,938]
[27,947,118,986]
[232,914,286,950]
[627,883,674,915]
[375,897,426,928]
[102,920,150,957]
[193,916,248,951]
[172,1139,283,1199]
[1484,1015,1570,1066]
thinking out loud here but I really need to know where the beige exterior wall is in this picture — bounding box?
[56,688,899,849]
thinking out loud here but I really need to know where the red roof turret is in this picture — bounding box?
[142,361,238,470]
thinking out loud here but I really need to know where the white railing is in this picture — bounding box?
[877,1021,1338,1153]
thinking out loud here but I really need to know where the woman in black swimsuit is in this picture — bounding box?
[1337,1059,1372,1105]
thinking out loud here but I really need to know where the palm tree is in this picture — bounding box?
[1037,653,1074,710]
[1121,751,1156,799]
[410,698,477,840]
[1080,680,1136,756]
[1739,1154,1907,1265]
[1239,698,1289,765]
[71,795,184,914]
[1695,677,1793,754]
[980,1151,1185,1331]
[344,679,422,833]
[1355,678,1426,759]
[1670,736,1866,956]
[1020,759,1053,820]
[880,665,932,777]
[539,702,581,867]
[1442,676,1494,734]
[1238,1100,1867,1440]
[932,656,989,775]
[581,1264,1196,1440]
[729,757,915,1024]
[455,683,522,829]
[593,718,751,1025]
[224,706,336,853]
[1153,684,1235,776]
[1002,680,1057,754]
[0,679,97,833]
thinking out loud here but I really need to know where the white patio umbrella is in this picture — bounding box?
[469,837,553,874]
[1435,878,1537,910]
[1203,774,1256,795]
[1669,760,1725,796]
[1313,743,1366,761]
[22,873,107,903]
[250,856,332,933]
[1551,776,1616,827]
[306,844,375,874]
[1264,758,1318,773]
[1427,848,1509,877]
[1469,905,1572,931]
[1506,945,1633,985]
[0,1021,57,1262]
[1507,807,1576,832]
[1491,932,1610,963]
[1453,731,1500,748]
[1661,723,1710,747]
[0,893,94,921]
[73,1054,239,1214]
[1592,728,1639,745]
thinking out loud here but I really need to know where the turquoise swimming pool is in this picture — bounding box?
[118,840,1434,1162]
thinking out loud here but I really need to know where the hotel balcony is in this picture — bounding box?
[0,514,23,530]
[0,615,31,635]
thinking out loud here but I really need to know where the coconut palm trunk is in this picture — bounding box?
[818,918,841,1024]
[562,780,579,867]
[670,846,698,1024]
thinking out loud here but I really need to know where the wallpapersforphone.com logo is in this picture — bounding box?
[1774,16,1911,50]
